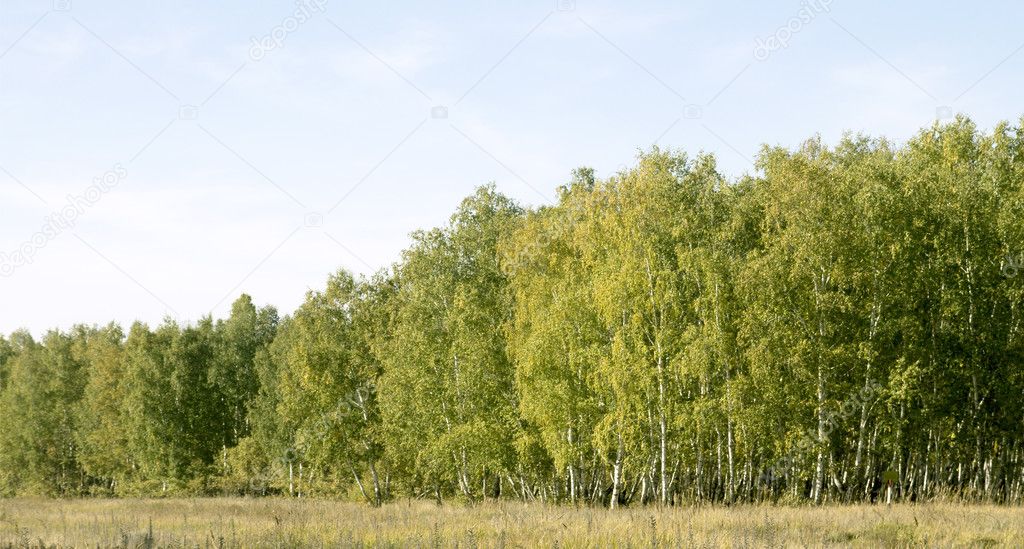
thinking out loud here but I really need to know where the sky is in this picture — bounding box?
[1,0,1023,335]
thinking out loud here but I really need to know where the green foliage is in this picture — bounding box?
[74,323,127,493]
[378,186,523,501]
[0,330,86,495]
[3,117,1024,504]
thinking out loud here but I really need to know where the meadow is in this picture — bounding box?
[1,498,1022,547]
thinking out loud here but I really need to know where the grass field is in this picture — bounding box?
[1,498,1022,547]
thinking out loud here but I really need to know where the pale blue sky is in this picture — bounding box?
[2,0,1022,334]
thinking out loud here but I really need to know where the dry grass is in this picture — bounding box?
[0,498,1020,547]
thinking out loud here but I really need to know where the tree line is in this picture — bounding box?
[4,117,1024,506]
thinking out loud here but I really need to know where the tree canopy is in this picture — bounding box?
[3,117,1024,505]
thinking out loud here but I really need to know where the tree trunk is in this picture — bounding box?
[813,359,826,505]
[610,431,624,509]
